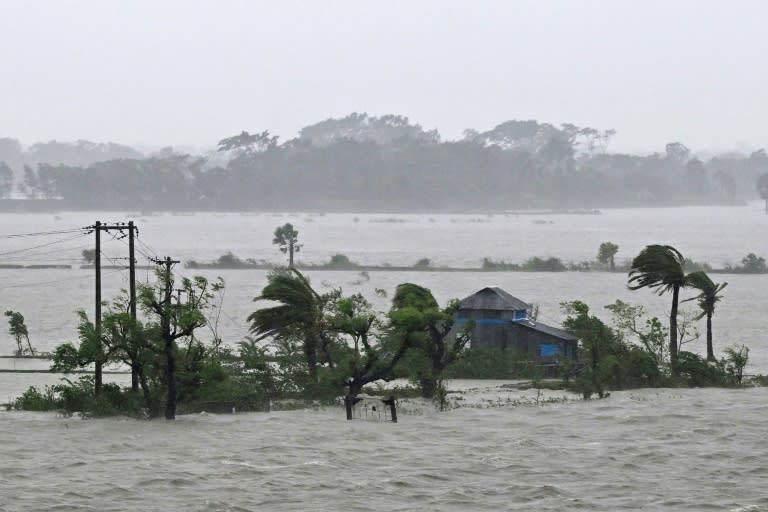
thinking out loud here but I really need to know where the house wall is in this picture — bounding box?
[455,308,577,362]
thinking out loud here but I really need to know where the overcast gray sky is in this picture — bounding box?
[1,0,766,153]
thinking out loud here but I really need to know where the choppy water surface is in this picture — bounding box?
[1,206,767,510]
[1,386,766,511]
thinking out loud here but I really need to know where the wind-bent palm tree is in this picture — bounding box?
[628,245,687,369]
[247,269,328,390]
[683,271,727,362]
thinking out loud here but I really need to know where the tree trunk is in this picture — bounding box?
[669,284,680,374]
[609,256,615,272]
[706,311,715,362]
[164,334,177,420]
[24,335,34,356]
[139,371,159,418]
[420,376,437,399]
[304,341,318,396]
[289,241,294,268]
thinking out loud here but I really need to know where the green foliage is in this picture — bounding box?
[723,344,749,384]
[605,300,667,365]
[442,349,540,379]
[5,310,32,356]
[683,258,712,272]
[724,253,768,274]
[674,352,727,387]
[11,385,60,411]
[389,283,469,398]
[413,258,431,269]
[324,253,358,268]
[563,300,665,397]
[481,257,566,271]
[597,242,619,270]
[273,223,301,266]
[81,249,96,264]
[628,245,687,295]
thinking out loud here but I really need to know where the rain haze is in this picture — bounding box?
[1,0,767,153]
[2,2,768,511]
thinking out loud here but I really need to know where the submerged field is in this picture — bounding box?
[1,383,766,511]
[1,206,767,510]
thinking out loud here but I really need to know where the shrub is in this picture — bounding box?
[324,253,358,268]
[675,351,726,387]
[12,385,61,411]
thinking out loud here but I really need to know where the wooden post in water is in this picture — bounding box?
[382,396,397,423]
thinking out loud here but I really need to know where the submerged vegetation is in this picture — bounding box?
[6,240,765,418]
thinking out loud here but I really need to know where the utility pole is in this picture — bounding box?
[86,221,137,395]
[128,221,138,392]
[152,256,180,420]
[94,221,102,394]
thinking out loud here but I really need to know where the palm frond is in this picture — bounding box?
[627,245,686,295]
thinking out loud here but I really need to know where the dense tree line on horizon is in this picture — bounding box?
[2,113,768,210]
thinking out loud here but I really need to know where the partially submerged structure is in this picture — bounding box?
[454,287,578,363]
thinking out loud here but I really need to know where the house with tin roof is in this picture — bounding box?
[454,287,578,363]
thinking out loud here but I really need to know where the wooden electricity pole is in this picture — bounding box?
[128,221,138,392]
[94,221,102,393]
[87,221,138,395]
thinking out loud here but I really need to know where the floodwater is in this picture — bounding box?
[1,385,766,511]
[0,205,767,510]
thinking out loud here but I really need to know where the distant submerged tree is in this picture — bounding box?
[756,173,768,213]
[597,242,619,271]
[5,310,33,356]
[628,245,688,371]
[273,223,301,267]
[683,271,727,362]
[0,162,13,198]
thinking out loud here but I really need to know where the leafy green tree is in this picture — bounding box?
[388,283,471,398]
[628,245,688,370]
[4,310,33,356]
[683,271,727,362]
[561,301,619,398]
[723,344,749,384]
[138,271,224,419]
[605,300,667,365]
[329,294,413,398]
[273,223,301,267]
[597,242,619,271]
[51,283,224,419]
[248,269,335,395]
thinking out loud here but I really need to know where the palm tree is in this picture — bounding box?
[247,269,328,389]
[628,245,687,369]
[683,271,727,362]
[273,223,302,267]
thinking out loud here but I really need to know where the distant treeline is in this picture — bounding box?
[2,113,767,211]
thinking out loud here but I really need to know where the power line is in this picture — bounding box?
[0,267,126,290]
[0,232,89,257]
[0,228,85,239]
